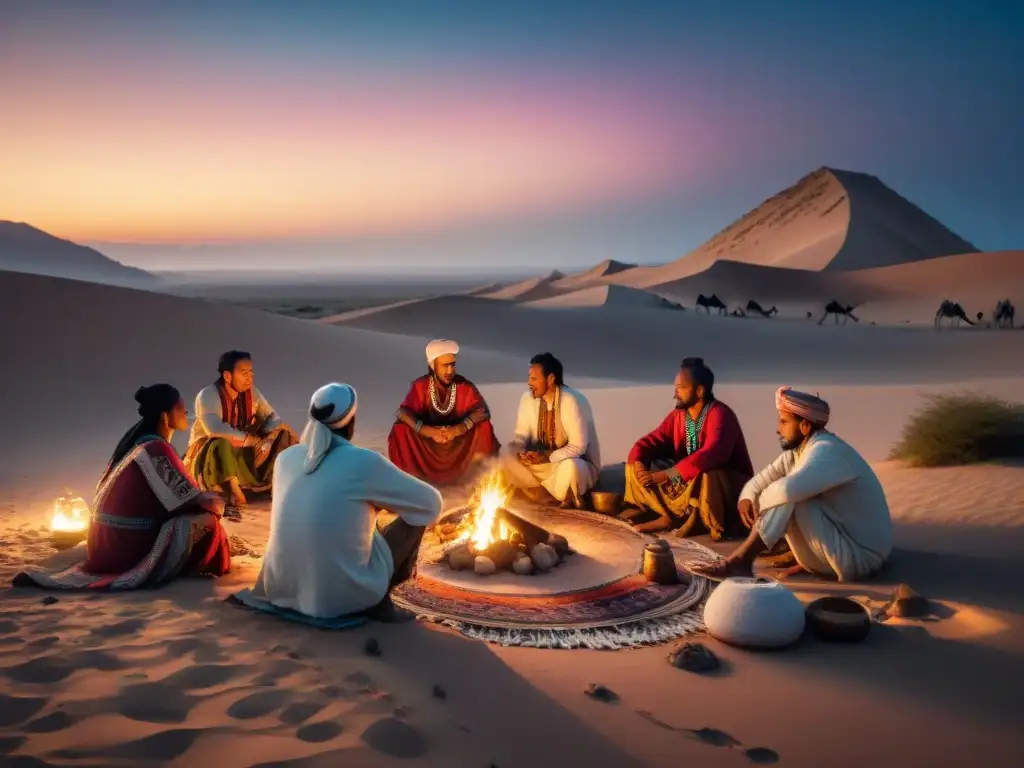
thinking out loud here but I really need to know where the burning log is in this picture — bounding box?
[440,472,573,576]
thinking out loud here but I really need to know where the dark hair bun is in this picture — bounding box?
[681,357,705,367]
[134,384,181,419]
[310,402,335,423]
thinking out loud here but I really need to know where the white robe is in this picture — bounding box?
[501,385,601,502]
[253,437,442,617]
[743,431,892,581]
[188,384,282,446]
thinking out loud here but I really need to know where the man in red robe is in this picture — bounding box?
[621,358,754,538]
[388,339,500,486]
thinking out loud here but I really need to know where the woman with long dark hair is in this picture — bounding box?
[16,385,232,590]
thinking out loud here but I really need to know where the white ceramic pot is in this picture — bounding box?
[703,577,806,649]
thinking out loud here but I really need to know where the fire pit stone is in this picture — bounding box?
[436,472,572,577]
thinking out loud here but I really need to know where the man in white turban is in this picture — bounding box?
[689,387,892,582]
[387,339,500,486]
[252,383,443,620]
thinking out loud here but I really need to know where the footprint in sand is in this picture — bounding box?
[0,693,48,728]
[0,619,19,634]
[227,689,293,720]
[164,637,206,658]
[161,663,248,690]
[2,656,75,685]
[22,710,75,733]
[117,682,198,724]
[90,618,147,638]
[53,728,203,763]
[251,658,306,687]
[361,717,427,759]
[0,735,27,754]
[25,636,59,650]
[279,702,326,725]
[296,720,344,743]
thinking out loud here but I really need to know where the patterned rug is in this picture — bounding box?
[391,506,719,649]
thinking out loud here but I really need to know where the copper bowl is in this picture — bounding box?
[806,597,871,642]
[590,491,622,516]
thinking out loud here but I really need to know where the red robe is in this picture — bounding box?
[85,438,231,579]
[388,374,500,485]
[627,400,753,484]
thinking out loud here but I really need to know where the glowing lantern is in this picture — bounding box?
[50,495,90,547]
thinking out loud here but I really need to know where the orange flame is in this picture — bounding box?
[461,472,512,552]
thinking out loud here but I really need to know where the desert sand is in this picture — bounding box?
[2,264,1024,767]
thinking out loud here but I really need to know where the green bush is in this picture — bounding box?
[890,394,1024,467]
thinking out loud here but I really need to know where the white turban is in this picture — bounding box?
[426,338,459,366]
[300,382,358,474]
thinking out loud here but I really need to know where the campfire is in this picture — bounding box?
[435,473,571,575]
[49,495,90,548]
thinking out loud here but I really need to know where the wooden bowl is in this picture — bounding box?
[590,491,622,516]
[806,597,871,642]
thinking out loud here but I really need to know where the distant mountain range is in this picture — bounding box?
[0,221,159,287]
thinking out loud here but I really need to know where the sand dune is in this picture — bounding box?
[550,259,637,291]
[3,268,1024,766]
[604,167,977,290]
[326,289,1024,384]
[0,270,524,491]
[0,221,159,288]
[478,270,565,302]
[632,249,1023,319]
[524,283,680,310]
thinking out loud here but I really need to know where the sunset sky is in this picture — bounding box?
[1,0,1021,273]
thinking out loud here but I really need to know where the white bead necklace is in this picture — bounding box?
[429,377,456,415]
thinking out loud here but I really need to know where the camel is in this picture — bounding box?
[994,299,1016,329]
[818,300,859,326]
[745,300,779,318]
[696,293,727,315]
[934,300,974,329]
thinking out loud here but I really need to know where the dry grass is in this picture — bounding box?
[890,394,1024,467]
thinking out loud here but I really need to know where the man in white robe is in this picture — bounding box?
[251,383,442,620]
[689,387,892,582]
[501,353,601,508]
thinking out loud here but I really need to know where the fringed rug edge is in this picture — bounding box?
[420,609,707,650]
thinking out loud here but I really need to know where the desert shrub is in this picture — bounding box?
[890,394,1024,467]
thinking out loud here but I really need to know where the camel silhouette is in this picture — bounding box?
[934,300,974,329]
[994,299,1016,329]
[818,300,859,325]
[696,293,727,315]
[745,300,779,318]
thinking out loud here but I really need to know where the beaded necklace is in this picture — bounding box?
[429,377,457,415]
[684,403,710,455]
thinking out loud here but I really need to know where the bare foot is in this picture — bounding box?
[226,478,248,507]
[687,557,755,581]
[618,505,646,521]
[633,514,673,533]
[771,564,809,581]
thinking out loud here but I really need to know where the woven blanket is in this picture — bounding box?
[391,506,718,649]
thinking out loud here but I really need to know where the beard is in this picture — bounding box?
[779,433,804,451]
[674,396,697,410]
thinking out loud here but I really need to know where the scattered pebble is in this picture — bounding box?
[41,596,59,606]
[431,684,447,700]
[668,641,720,673]
[584,683,618,703]
[364,638,381,657]
[885,583,930,618]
